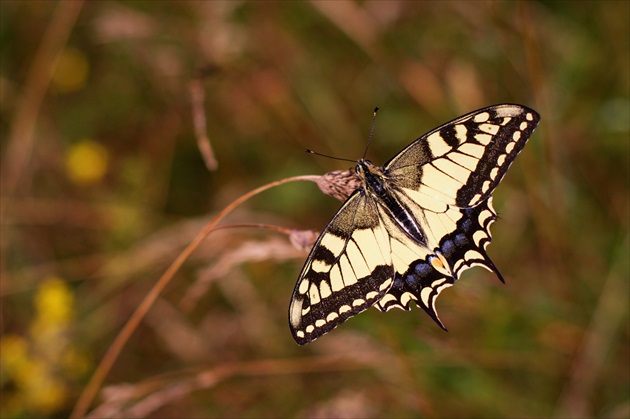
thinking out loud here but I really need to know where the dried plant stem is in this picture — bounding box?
[0,0,84,274]
[71,174,321,418]
[189,77,218,171]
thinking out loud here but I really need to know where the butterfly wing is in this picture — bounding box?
[289,190,395,345]
[375,198,500,328]
[384,104,540,208]
[374,104,540,327]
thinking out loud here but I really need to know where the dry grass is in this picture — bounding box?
[1,1,628,418]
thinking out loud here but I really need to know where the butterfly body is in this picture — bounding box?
[290,104,540,345]
[357,160,427,245]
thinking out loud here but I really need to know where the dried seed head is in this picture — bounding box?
[316,169,361,202]
[290,229,320,252]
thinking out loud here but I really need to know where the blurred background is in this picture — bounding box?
[1,1,628,418]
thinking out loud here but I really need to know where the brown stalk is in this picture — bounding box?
[0,0,84,275]
[70,174,321,418]
[189,77,218,171]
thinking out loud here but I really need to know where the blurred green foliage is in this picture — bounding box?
[1,1,628,418]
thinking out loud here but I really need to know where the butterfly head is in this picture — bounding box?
[354,159,370,176]
[355,159,390,198]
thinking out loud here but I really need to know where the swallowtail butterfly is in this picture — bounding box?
[289,104,540,345]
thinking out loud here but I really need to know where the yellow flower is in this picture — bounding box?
[0,335,29,377]
[1,277,90,416]
[66,139,109,185]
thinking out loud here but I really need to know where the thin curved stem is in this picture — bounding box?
[71,174,321,418]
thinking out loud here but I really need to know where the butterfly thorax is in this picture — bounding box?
[356,159,427,245]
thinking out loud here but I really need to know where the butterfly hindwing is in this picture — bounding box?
[289,191,395,345]
[375,198,501,328]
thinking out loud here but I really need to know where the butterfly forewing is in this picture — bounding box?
[385,104,540,208]
[290,104,540,345]
[289,191,395,345]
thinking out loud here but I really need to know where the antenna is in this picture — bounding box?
[305,149,355,163]
[307,106,380,163]
[362,106,380,159]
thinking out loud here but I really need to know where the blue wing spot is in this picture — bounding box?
[460,219,473,232]
[405,273,419,287]
[441,239,455,257]
[414,262,432,277]
[455,233,468,246]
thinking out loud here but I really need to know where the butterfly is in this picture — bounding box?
[289,104,540,345]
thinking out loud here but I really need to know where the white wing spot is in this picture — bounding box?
[306,325,315,334]
[433,158,471,181]
[490,167,499,180]
[311,260,330,273]
[309,283,321,305]
[366,291,379,300]
[320,234,346,257]
[427,132,451,157]
[459,143,485,159]
[379,278,393,291]
[473,112,490,122]
[479,209,494,225]
[339,305,351,314]
[479,123,499,135]
[481,180,492,193]
[346,240,371,278]
[470,193,483,205]
[315,319,326,328]
[298,279,309,295]
[497,154,507,166]
[352,298,365,307]
[513,131,522,141]
[289,298,303,327]
[449,151,479,171]
[475,133,493,145]
[464,249,484,261]
[424,164,464,198]
[500,117,512,125]
[520,121,528,130]
[495,104,524,118]
[432,278,449,288]
[420,287,433,307]
[326,312,339,322]
[330,265,344,291]
[455,124,467,144]
[526,112,534,121]
[340,255,356,286]
[352,229,386,271]
[400,292,414,307]
[473,230,487,246]
[377,294,397,308]
[297,331,305,338]
[505,142,515,154]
